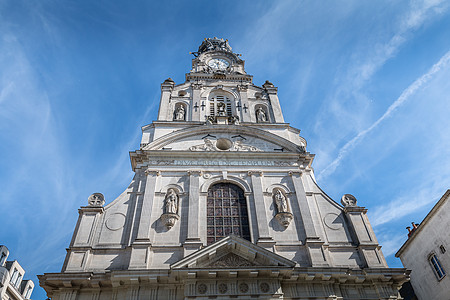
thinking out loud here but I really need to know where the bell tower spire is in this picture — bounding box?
[156,37,284,126]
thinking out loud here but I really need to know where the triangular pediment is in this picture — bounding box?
[171,235,295,269]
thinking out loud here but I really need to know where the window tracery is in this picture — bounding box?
[206,183,250,245]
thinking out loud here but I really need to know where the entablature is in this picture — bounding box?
[130,151,314,171]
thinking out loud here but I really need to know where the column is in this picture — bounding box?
[249,171,274,247]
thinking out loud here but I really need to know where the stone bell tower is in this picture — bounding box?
[39,38,409,300]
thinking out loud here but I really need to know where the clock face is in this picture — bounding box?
[208,58,230,70]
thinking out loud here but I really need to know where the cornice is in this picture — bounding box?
[395,189,450,257]
[38,266,409,292]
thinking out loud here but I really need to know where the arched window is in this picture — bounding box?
[206,183,250,245]
[429,253,446,280]
[209,93,233,116]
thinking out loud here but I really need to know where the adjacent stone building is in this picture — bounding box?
[396,190,450,300]
[0,245,34,300]
[39,38,409,299]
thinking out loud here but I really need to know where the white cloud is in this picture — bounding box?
[317,49,450,181]
[311,0,449,172]
[377,232,407,258]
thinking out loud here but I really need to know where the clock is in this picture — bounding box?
[208,58,230,71]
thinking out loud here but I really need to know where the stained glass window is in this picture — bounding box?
[206,183,250,245]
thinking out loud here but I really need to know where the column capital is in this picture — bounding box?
[187,170,202,176]
[237,84,248,92]
[78,207,104,214]
[288,170,302,177]
[248,170,263,176]
[145,169,161,176]
[192,83,203,90]
[344,206,368,214]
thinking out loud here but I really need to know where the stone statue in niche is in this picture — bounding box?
[217,102,226,116]
[273,189,293,228]
[161,188,180,229]
[228,115,240,125]
[174,105,185,121]
[88,193,105,207]
[206,115,215,125]
[165,188,178,214]
[341,194,357,207]
[256,107,267,122]
[274,189,288,213]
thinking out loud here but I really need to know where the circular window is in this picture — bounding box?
[216,138,233,150]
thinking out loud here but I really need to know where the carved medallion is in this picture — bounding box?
[324,213,344,230]
[260,282,270,293]
[239,283,249,293]
[197,283,207,294]
[218,283,228,294]
[105,213,126,231]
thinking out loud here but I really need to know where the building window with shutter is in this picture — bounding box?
[209,93,233,117]
[429,253,446,280]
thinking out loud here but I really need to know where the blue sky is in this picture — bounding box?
[1,1,450,298]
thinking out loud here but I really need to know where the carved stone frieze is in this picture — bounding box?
[189,138,261,152]
[209,253,255,268]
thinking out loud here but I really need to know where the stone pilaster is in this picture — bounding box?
[184,170,203,254]
[135,170,160,241]
[263,81,284,123]
[237,84,251,122]
[249,171,274,247]
[290,171,328,266]
[130,170,159,269]
[157,78,175,121]
[191,83,203,122]
[344,206,387,268]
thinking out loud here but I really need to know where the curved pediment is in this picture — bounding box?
[142,125,305,153]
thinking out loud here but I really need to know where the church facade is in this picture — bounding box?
[39,38,409,299]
